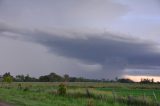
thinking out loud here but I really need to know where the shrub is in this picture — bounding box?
[3,76,13,84]
[17,83,22,90]
[23,87,30,91]
[87,99,94,106]
[58,83,66,95]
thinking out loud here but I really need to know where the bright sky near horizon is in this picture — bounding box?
[0,0,160,81]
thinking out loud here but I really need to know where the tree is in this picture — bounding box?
[3,76,13,84]
[15,75,25,82]
[2,73,13,88]
[2,72,13,84]
[3,72,12,78]
[140,78,154,84]
[39,73,63,82]
[117,78,134,83]
[48,73,63,82]
[151,78,154,83]
[24,74,30,82]
[39,75,49,82]
[64,74,69,82]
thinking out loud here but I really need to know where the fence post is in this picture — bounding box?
[153,91,158,103]
[143,92,146,102]
[112,89,116,103]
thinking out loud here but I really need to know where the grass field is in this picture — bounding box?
[0,82,160,106]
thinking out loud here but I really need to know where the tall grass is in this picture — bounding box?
[0,82,159,106]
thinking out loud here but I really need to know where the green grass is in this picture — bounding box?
[0,82,159,106]
[97,87,160,101]
[0,88,122,106]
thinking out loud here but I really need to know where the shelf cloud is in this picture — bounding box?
[1,23,160,78]
[0,0,160,79]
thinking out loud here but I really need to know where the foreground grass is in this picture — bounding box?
[0,88,124,106]
[0,82,159,106]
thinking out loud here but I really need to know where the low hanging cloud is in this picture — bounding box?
[1,23,160,78]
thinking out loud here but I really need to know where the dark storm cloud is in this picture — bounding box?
[34,30,160,77]
[28,30,160,67]
[1,23,160,77]
[126,69,160,76]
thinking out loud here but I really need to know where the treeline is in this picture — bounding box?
[116,78,159,84]
[0,72,159,84]
[0,72,100,82]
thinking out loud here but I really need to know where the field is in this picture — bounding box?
[0,82,160,106]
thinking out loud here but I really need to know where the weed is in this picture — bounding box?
[58,83,66,95]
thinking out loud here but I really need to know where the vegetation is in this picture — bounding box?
[117,78,135,83]
[0,72,159,106]
[0,82,159,106]
[2,72,13,83]
[140,78,154,84]
[1,72,159,84]
[3,76,13,84]
[10,72,101,82]
[58,83,67,95]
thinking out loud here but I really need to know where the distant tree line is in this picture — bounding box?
[117,78,135,83]
[0,72,101,82]
[140,78,155,84]
[0,72,159,84]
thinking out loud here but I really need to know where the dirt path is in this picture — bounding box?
[0,102,12,106]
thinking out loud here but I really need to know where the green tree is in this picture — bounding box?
[2,72,13,84]
[39,73,63,82]
[2,75,13,88]
[15,75,25,82]
[3,76,13,84]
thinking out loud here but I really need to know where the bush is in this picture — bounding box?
[87,99,94,106]
[23,87,30,91]
[17,83,22,90]
[58,83,66,95]
[3,76,13,84]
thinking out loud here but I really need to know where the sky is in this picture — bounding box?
[0,0,160,81]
